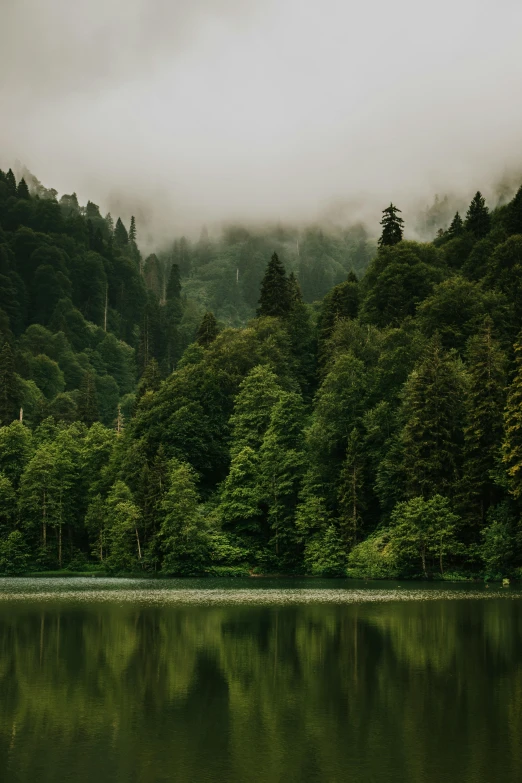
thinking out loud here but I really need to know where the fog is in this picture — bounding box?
[2,0,522,242]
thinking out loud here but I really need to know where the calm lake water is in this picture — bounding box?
[0,578,521,783]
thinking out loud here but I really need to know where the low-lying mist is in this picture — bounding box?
[2,0,522,248]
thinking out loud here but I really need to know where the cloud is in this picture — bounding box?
[2,0,522,242]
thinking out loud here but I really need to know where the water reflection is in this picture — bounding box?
[0,583,521,783]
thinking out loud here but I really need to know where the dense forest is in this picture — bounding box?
[1,165,522,580]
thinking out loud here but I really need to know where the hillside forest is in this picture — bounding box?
[1,167,522,580]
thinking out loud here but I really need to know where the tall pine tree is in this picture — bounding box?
[195,312,219,347]
[401,334,466,499]
[378,204,404,247]
[257,253,292,318]
[462,318,506,528]
[0,342,18,426]
[465,191,490,238]
[502,330,522,500]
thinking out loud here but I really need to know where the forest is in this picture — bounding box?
[1,165,522,580]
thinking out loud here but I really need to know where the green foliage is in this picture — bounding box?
[378,204,404,247]
[159,459,209,575]
[1,167,522,576]
[195,311,219,347]
[400,334,466,500]
[389,495,460,577]
[465,191,490,238]
[257,253,292,318]
[347,531,399,579]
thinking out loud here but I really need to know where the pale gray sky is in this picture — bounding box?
[2,0,522,239]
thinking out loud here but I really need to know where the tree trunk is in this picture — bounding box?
[58,523,62,568]
[135,528,142,560]
[421,545,427,579]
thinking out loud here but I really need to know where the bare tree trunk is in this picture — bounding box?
[135,528,142,560]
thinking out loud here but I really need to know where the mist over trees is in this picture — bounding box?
[1,164,522,579]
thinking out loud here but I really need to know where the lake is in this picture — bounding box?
[0,578,521,783]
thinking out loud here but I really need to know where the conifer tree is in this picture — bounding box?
[105,213,114,234]
[378,204,404,247]
[257,253,292,317]
[462,318,506,526]
[129,216,137,244]
[195,311,219,347]
[337,428,366,547]
[137,359,162,402]
[166,263,181,301]
[0,342,18,426]
[229,365,282,457]
[465,191,490,238]
[401,334,466,499]
[288,272,303,305]
[77,371,99,427]
[502,331,522,500]
[5,169,16,196]
[219,446,263,539]
[114,217,129,247]
[16,178,30,200]
[159,459,208,574]
[506,185,522,236]
[448,212,464,238]
[259,391,306,564]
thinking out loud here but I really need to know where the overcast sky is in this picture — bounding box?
[2,0,522,240]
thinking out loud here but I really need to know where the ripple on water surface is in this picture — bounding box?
[0,577,520,605]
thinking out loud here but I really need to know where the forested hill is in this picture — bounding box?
[1,166,522,581]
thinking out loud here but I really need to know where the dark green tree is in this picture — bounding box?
[77,371,99,427]
[401,334,466,500]
[0,341,18,425]
[378,204,404,247]
[506,185,522,236]
[129,216,137,244]
[502,331,522,500]
[6,169,16,196]
[16,178,30,200]
[114,218,129,247]
[447,212,464,238]
[465,191,490,238]
[462,318,506,527]
[257,253,292,318]
[195,311,219,347]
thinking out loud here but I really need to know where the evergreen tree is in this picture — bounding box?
[195,311,219,347]
[448,212,464,238]
[502,330,522,500]
[401,334,466,499]
[114,217,129,247]
[159,459,208,574]
[259,391,305,565]
[16,178,30,200]
[378,204,404,247]
[136,358,162,402]
[506,185,522,236]
[219,446,263,539]
[465,191,490,238]
[77,371,99,427]
[0,342,18,426]
[105,481,142,571]
[105,212,114,234]
[5,168,16,196]
[462,318,506,527]
[257,253,292,317]
[129,216,137,244]
[229,365,282,457]
[337,427,366,547]
[166,263,181,301]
